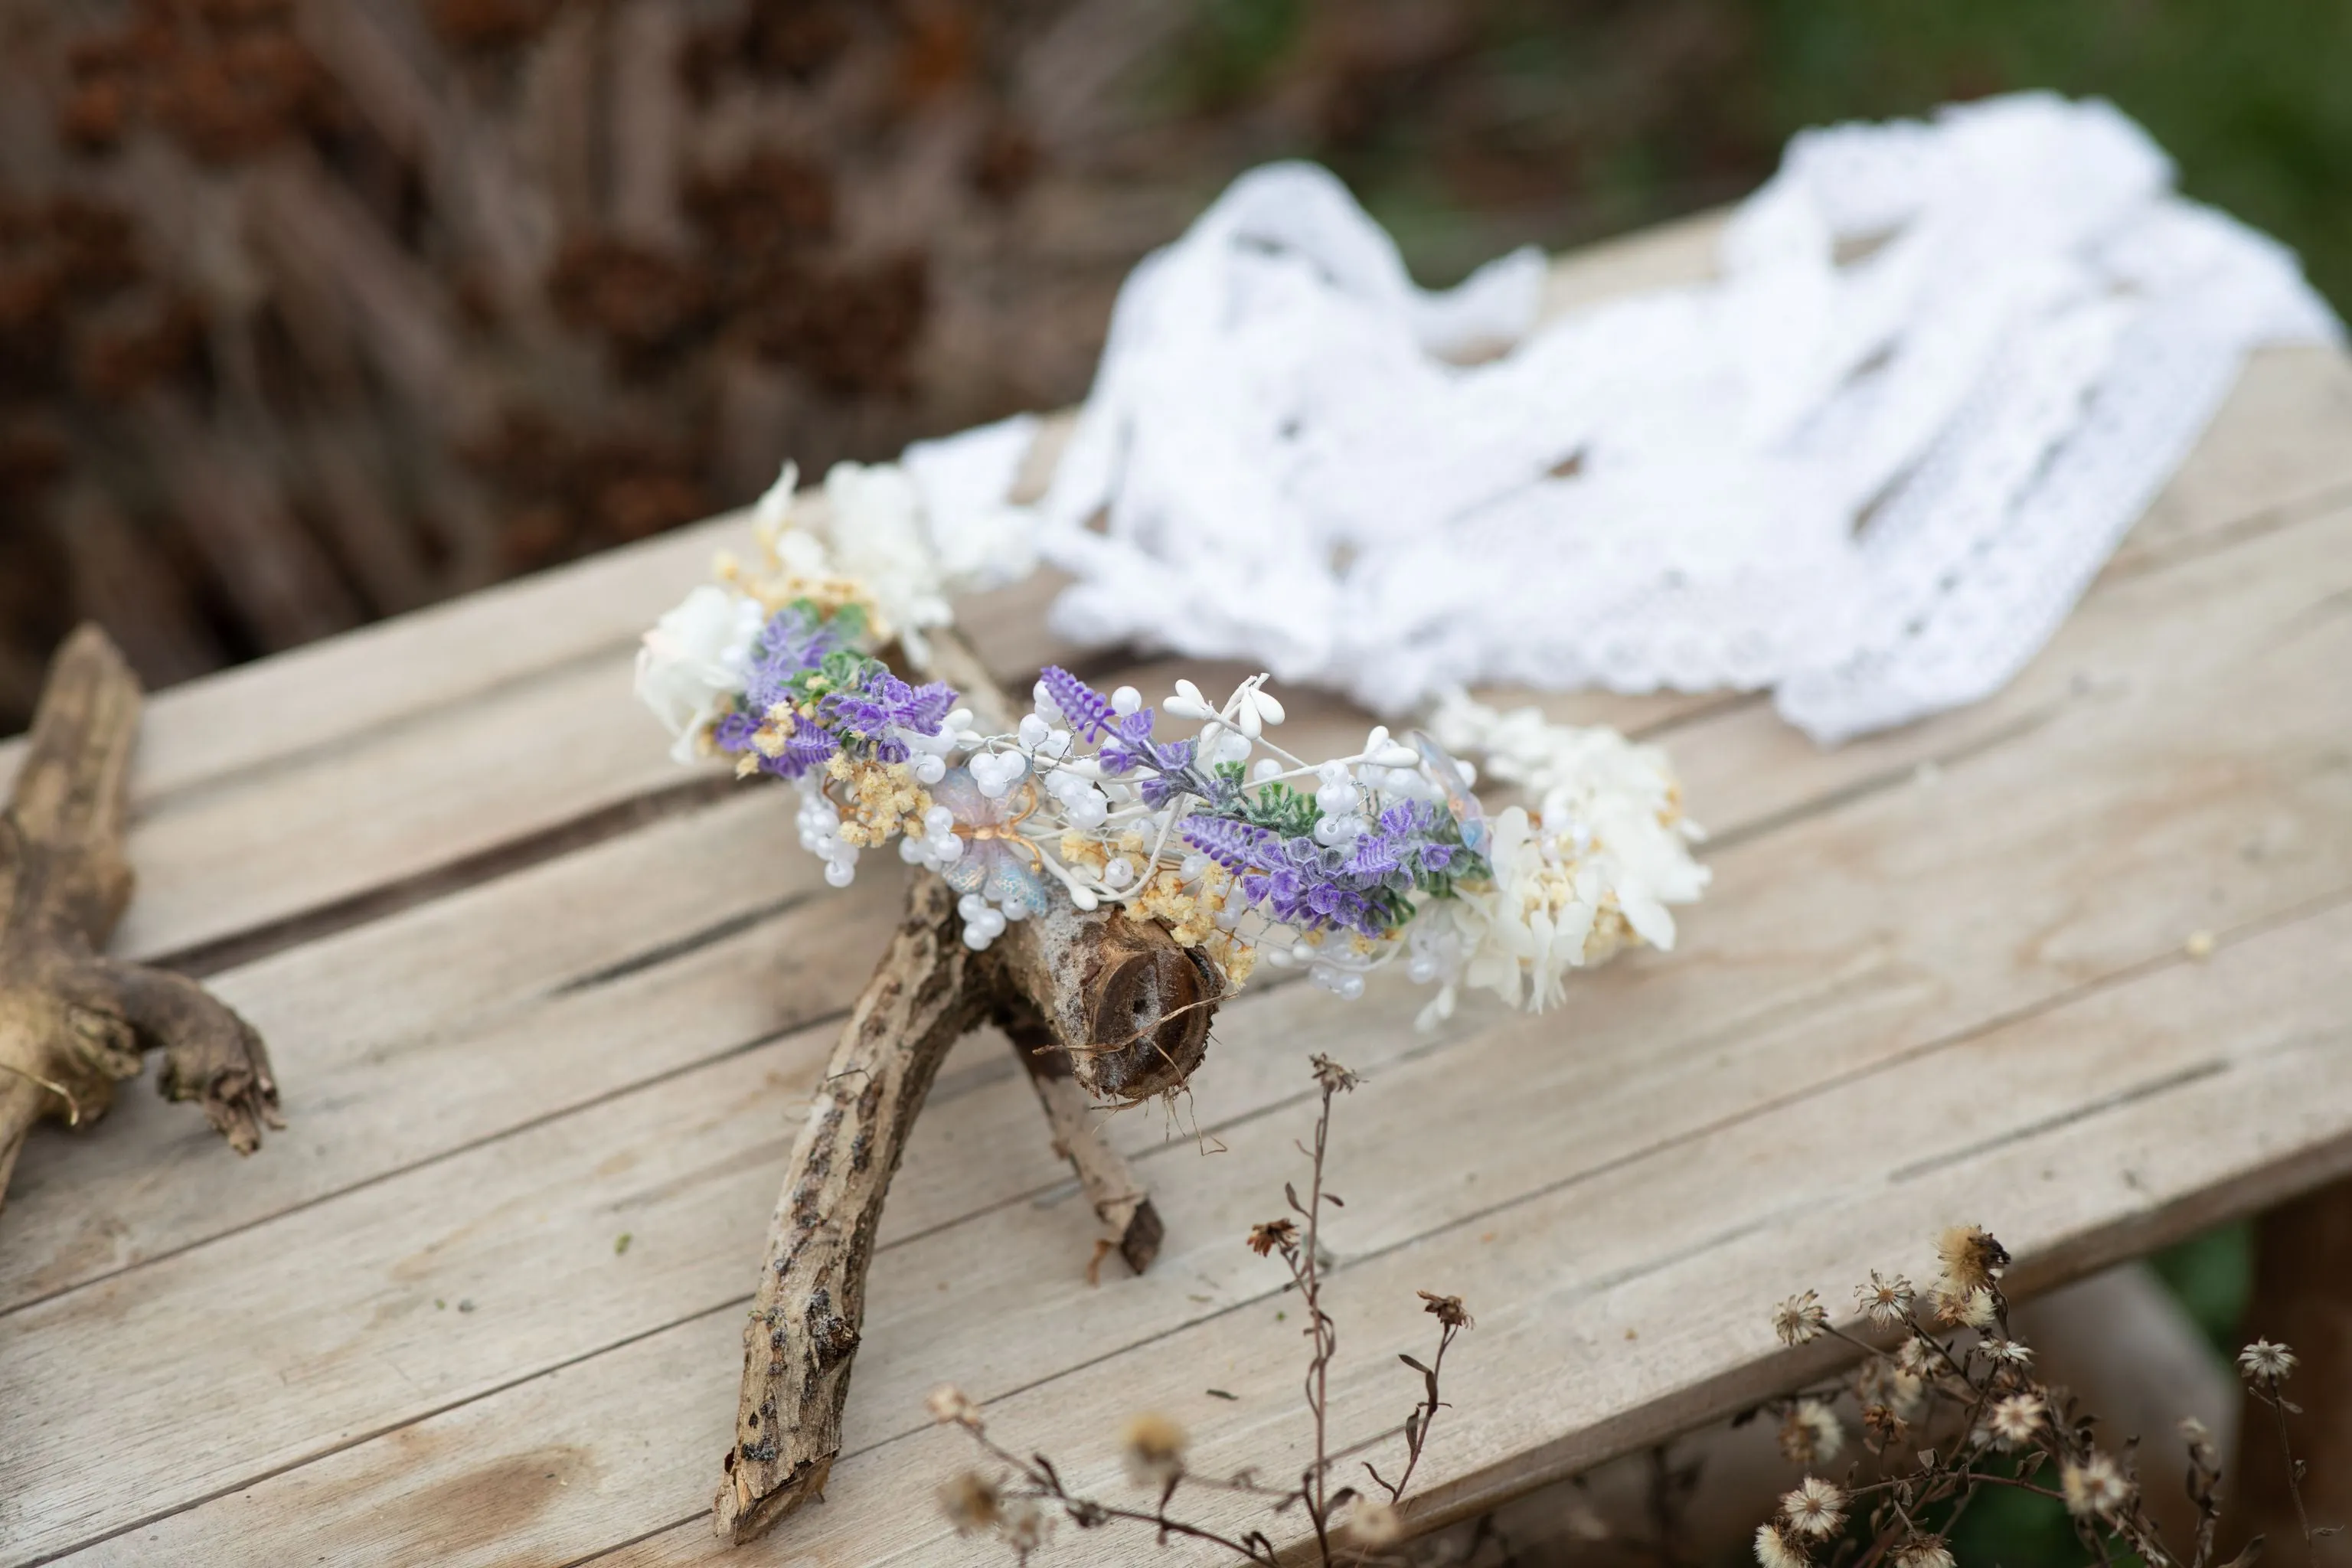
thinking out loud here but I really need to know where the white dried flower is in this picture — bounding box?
[1755,1521,1812,1568]
[1780,1400,1844,1465]
[1856,1271,1914,1328]
[2061,1452,2132,1518]
[1987,1392,2046,1449]
[1780,1477,1847,1540]
[1346,1497,1404,1547]
[1773,1290,1830,1346]
[1980,1338,2034,1367]
[999,1497,1049,1553]
[2239,1339,2298,1383]
[1893,1535,1955,1568]
[635,585,763,763]
[926,1383,982,1428]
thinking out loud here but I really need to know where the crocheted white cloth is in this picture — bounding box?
[907,93,2341,743]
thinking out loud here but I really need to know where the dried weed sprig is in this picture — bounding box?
[1746,1227,2338,1568]
[930,1054,1471,1563]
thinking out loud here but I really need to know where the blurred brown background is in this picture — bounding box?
[2,0,2344,737]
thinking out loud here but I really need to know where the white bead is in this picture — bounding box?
[899,835,926,863]
[1179,853,1210,881]
[946,708,973,731]
[1111,685,1142,715]
[962,925,993,951]
[913,753,946,784]
[1215,731,1252,764]
[929,833,964,864]
[1264,945,1293,967]
[1018,714,1050,747]
[1316,760,1350,786]
[1001,898,1027,920]
[1040,728,1072,758]
[959,893,988,920]
[1253,759,1283,782]
[924,805,956,836]
[824,861,854,888]
[1337,973,1364,1001]
[1102,858,1135,890]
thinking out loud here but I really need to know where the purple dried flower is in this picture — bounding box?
[821,668,959,753]
[1181,815,1282,874]
[711,710,761,753]
[1098,709,1162,775]
[744,604,843,713]
[1038,667,1119,740]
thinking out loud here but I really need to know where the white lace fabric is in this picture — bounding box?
[906,93,2341,744]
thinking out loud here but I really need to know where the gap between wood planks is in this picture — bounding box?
[8,497,2350,1565]
[4,474,2340,1320]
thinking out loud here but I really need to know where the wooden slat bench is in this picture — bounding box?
[4,215,2350,1567]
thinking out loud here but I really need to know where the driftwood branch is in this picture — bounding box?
[714,629,1220,1544]
[0,627,282,1212]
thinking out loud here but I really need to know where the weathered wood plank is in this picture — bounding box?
[9,498,2347,1564]
[69,875,2352,1568]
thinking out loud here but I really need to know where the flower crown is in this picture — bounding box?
[638,461,1709,1025]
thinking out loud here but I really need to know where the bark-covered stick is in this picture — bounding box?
[715,873,986,1542]
[714,627,1220,1543]
[0,626,281,1214]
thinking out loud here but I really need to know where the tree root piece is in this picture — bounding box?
[0,626,282,1216]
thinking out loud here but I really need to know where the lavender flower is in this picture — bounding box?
[1037,666,1119,740]
[822,668,956,758]
[743,603,844,714]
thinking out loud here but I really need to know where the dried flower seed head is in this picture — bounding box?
[1119,1411,1188,1488]
[1419,1290,1475,1329]
[1755,1521,1813,1568]
[1932,1285,1999,1331]
[1347,1497,1405,1547]
[2061,1452,2132,1518]
[1980,1337,2034,1367]
[1773,1290,1830,1346]
[1893,1535,1956,1568]
[1893,1337,1939,1377]
[1247,1218,1298,1257]
[1988,1392,2046,1449]
[1000,1497,1049,1553]
[1779,1400,1844,1465]
[1861,1402,1910,1450]
[1859,1358,1926,1420]
[1935,1225,2009,1295]
[2239,1338,2298,1383]
[1856,1271,1914,1328]
[1311,1054,1360,1094]
[939,1469,1001,1534]
[1780,1477,1848,1540]
[926,1383,982,1429]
